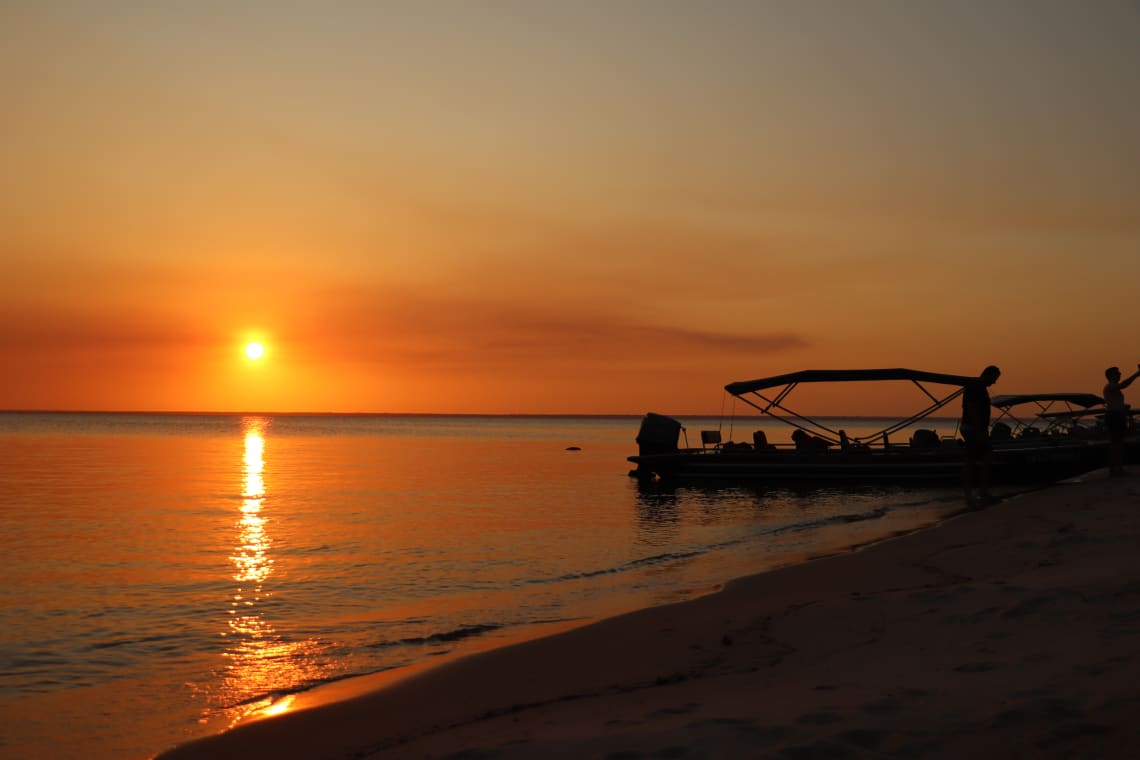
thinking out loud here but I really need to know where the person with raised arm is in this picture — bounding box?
[1103,363,1140,476]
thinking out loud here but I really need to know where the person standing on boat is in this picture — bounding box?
[1103,364,1140,477]
[961,364,1001,507]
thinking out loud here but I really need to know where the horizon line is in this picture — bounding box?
[0,409,963,420]
[0,409,646,418]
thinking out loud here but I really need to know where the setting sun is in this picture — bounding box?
[245,342,265,361]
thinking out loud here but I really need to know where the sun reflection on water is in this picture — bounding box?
[234,422,270,588]
[214,417,321,726]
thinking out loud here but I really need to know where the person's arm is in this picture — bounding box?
[1120,365,1140,390]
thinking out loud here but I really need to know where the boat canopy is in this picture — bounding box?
[725,368,976,397]
[990,393,1103,409]
[989,392,1107,436]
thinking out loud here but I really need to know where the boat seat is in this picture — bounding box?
[792,429,832,451]
[700,430,722,449]
[909,429,939,449]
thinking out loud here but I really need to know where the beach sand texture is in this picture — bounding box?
[157,472,1140,759]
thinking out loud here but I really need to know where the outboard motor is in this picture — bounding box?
[635,413,682,456]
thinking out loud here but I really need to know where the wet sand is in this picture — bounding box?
[157,469,1140,759]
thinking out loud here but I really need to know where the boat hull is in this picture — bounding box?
[628,437,1134,486]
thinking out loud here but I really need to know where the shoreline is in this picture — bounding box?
[156,469,1140,759]
[240,491,977,721]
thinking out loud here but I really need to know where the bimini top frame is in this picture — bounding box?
[990,393,1105,436]
[724,368,977,447]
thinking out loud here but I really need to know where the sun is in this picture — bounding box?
[245,342,265,360]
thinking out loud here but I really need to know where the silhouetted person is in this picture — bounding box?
[1103,364,1140,477]
[961,365,1001,507]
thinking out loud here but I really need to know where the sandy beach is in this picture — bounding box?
[157,470,1140,759]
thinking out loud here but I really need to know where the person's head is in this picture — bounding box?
[1106,366,1121,382]
[981,365,1001,386]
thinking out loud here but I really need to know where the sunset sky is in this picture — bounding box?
[2,1,1137,415]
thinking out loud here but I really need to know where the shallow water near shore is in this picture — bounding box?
[0,412,976,759]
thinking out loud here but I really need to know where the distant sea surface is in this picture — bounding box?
[1,412,969,759]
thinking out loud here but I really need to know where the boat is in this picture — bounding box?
[988,392,1140,471]
[627,369,1130,486]
[991,392,1140,439]
[989,393,1106,439]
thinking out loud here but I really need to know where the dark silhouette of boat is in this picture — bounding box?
[628,369,1135,485]
[989,393,1105,439]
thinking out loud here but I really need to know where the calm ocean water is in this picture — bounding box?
[0,412,969,759]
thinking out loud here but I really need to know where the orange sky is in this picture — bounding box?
[2,1,1138,415]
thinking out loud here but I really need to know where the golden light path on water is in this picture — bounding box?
[213,417,321,725]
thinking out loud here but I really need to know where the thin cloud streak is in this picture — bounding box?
[290,289,807,370]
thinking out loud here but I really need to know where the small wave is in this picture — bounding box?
[85,631,189,652]
[219,614,589,711]
[218,664,399,709]
[771,506,889,536]
[523,504,901,590]
[5,651,68,669]
[832,506,889,524]
[367,623,502,649]
[625,549,705,568]
[527,549,711,586]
